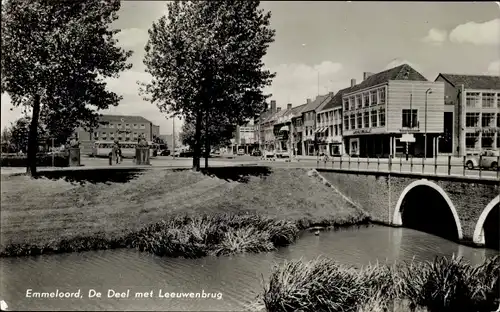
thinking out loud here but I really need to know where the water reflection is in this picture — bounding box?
[0,225,497,311]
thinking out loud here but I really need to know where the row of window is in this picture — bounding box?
[101,123,147,130]
[344,88,386,111]
[95,132,145,139]
[465,132,499,149]
[465,92,500,109]
[343,109,386,130]
[317,110,342,124]
[465,113,500,128]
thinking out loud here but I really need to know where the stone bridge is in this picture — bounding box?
[315,169,499,249]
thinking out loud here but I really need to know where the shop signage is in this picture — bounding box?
[400,133,416,143]
[399,129,420,133]
[353,129,371,134]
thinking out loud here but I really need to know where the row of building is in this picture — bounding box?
[232,64,500,158]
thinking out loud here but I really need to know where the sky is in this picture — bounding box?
[1,1,499,135]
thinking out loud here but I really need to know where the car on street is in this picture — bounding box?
[159,149,171,156]
[237,149,245,156]
[251,149,262,157]
[465,150,499,171]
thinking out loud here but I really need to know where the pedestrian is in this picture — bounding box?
[112,141,119,164]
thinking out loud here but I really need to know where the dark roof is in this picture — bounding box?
[99,114,152,124]
[301,94,333,113]
[436,74,500,90]
[321,87,352,111]
[345,64,427,95]
[291,103,307,116]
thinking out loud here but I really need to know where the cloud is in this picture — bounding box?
[449,18,500,46]
[486,60,500,75]
[264,61,344,108]
[1,93,26,131]
[115,28,149,49]
[422,28,447,45]
[384,58,424,73]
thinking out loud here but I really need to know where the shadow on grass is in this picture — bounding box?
[32,168,146,185]
[201,166,272,183]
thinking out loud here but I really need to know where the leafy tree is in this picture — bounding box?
[7,117,47,153]
[1,0,132,176]
[152,135,168,149]
[141,0,275,171]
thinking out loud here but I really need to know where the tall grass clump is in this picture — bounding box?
[262,256,500,312]
[126,213,300,258]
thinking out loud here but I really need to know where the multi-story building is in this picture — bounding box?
[342,64,444,158]
[273,103,294,155]
[434,74,500,156]
[260,100,279,153]
[290,104,307,155]
[75,114,160,154]
[315,91,345,156]
[300,93,335,156]
[232,120,256,154]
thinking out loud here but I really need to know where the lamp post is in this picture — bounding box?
[424,88,433,159]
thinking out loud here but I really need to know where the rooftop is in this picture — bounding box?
[436,74,500,91]
[345,64,428,95]
[321,87,352,111]
[99,114,152,124]
[301,93,334,113]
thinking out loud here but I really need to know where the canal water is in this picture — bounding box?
[1,225,497,311]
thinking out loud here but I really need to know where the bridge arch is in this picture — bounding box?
[392,179,463,240]
[473,195,499,247]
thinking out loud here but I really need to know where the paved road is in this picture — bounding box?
[2,155,498,180]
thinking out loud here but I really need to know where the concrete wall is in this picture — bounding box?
[317,169,499,245]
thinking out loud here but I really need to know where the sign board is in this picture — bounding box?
[400,133,415,143]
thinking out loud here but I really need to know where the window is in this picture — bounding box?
[94,132,99,138]
[482,93,495,108]
[357,113,362,129]
[363,111,369,128]
[350,114,355,130]
[466,113,480,128]
[379,108,386,127]
[363,93,370,107]
[371,110,378,127]
[370,90,378,105]
[498,94,500,108]
[344,115,349,130]
[133,124,138,129]
[334,125,338,136]
[482,113,494,127]
[356,95,362,109]
[402,109,418,128]
[109,124,114,129]
[140,124,145,130]
[344,99,349,111]
[126,133,131,138]
[465,133,478,149]
[349,97,355,110]
[133,132,138,138]
[497,113,500,128]
[481,132,494,148]
[117,124,122,129]
[378,88,386,104]
[125,124,130,129]
[101,132,106,136]
[466,92,480,108]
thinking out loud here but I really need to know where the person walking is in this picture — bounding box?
[112,140,119,164]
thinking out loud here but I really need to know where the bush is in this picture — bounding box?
[0,155,69,167]
[261,256,500,312]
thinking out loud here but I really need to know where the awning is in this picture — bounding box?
[314,128,322,133]
[320,127,328,133]
[279,125,289,132]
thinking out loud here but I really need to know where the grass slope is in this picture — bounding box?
[0,168,367,256]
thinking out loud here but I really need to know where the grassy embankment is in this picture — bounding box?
[0,167,368,257]
[258,255,499,312]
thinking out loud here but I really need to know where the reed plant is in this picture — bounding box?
[262,256,500,312]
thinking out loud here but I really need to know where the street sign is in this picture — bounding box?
[400,133,416,143]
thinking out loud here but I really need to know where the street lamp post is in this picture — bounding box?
[424,88,433,159]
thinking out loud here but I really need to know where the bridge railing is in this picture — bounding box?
[315,155,499,180]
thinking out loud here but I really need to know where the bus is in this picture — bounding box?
[90,141,159,158]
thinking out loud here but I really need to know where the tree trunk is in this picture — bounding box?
[192,109,203,171]
[204,109,210,169]
[26,94,41,177]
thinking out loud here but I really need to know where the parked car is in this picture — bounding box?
[160,149,171,156]
[251,149,262,157]
[237,149,245,156]
[179,150,194,157]
[465,150,499,171]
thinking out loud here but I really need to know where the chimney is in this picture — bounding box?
[350,79,356,87]
[287,103,292,110]
[363,72,374,80]
[307,98,312,104]
[277,107,281,112]
[270,100,277,113]
[329,91,334,97]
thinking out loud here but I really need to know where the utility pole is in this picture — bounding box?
[424,88,432,159]
[317,71,319,96]
[172,116,175,159]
